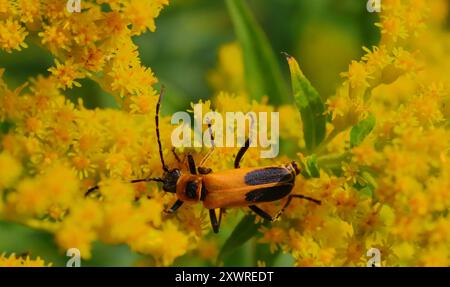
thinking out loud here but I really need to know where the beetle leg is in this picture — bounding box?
[234,138,250,169]
[198,166,212,174]
[85,177,165,197]
[234,114,255,168]
[209,209,221,233]
[187,154,197,175]
[291,194,321,205]
[165,199,184,214]
[273,196,293,220]
[274,194,321,219]
[249,205,275,222]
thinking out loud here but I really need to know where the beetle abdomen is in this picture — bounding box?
[201,164,298,209]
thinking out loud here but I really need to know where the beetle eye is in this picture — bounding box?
[291,161,300,175]
[185,181,198,199]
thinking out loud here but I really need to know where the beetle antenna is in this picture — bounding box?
[198,119,215,167]
[130,177,165,184]
[156,85,169,172]
[85,185,100,196]
[85,177,165,197]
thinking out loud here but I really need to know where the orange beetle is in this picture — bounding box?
[86,87,320,233]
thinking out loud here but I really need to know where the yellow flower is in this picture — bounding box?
[376,16,408,43]
[256,260,266,267]
[131,221,190,266]
[0,19,28,53]
[0,0,449,267]
[362,46,392,71]
[5,163,79,217]
[317,248,336,266]
[208,42,246,93]
[341,60,372,89]
[39,25,71,53]
[70,154,97,179]
[125,0,168,35]
[197,239,219,262]
[0,253,52,267]
[418,246,449,267]
[393,242,416,266]
[0,152,22,189]
[259,227,287,253]
[341,237,366,266]
[0,0,12,14]
[17,0,41,24]
[341,163,359,185]
[48,60,84,89]
[55,224,97,259]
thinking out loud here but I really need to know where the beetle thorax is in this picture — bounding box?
[176,174,203,202]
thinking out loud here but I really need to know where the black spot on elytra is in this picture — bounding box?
[200,185,207,201]
[245,184,293,203]
[244,167,293,186]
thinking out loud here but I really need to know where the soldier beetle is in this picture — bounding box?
[86,87,321,233]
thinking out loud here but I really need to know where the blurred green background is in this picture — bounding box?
[0,0,379,266]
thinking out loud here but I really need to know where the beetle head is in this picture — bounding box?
[291,161,300,175]
[161,168,181,193]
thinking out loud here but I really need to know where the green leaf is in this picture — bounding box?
[350,114,376,148]
[353,170,377,199]
[285,54,326,153]
[360,171,377,198]
[254,243,281,267]
[225,0,289,105]
[317,152,352,176]
[361,171,377,188]
[0,120,14,134]
[218,214,265,262]
[358,186,374,198]
[305,154,320,178]
[299,154,320,178]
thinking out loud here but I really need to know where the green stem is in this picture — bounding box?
[317,151,352,173]
[314,128,342,155]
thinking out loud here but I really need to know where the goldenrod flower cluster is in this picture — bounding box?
[0,0,166,110]
[0,0,274,267]
[210,0,450,266]
[0,0,449,267]
[0,252,52,267]
[0,0,196,266]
